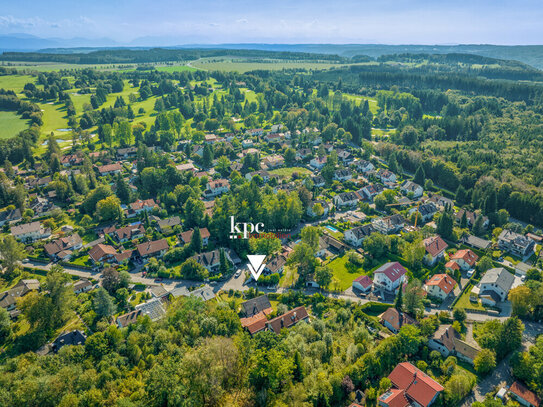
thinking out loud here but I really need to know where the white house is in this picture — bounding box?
[353,275,373,293]
[400,180,423,198]
[373,262,407,293]
[310,156,327,170]
[378,168,397,184]
[344,224,374,247]
[333,191,361,207]
[423,236,448,266]
[424,273,457,300]
[356,159,374,173]
[333,169,352,182]
[448,249,479,271]
[11,221,51,243]
[476,267,515,306]
[204,179,230,198]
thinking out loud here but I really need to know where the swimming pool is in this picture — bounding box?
[326,225,338,233]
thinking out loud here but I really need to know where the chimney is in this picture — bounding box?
[281,318,284,328]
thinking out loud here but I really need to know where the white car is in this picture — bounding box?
[235,270,242,277]
[467,269,475,278]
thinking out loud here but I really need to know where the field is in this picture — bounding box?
[0,74,35,94]
[191,57,352,73]
[327,254,361,291]
[269,167,312,178]
[454,286,486,311]
[0,110,30,138]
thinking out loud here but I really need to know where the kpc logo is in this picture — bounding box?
[229,216,265,239]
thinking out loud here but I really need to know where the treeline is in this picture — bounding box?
[0,48,347,64]
[0,89,43,126]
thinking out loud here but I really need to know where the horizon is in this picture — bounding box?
[1,0,543,45]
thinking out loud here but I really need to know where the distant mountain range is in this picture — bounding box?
[1,33,542,69]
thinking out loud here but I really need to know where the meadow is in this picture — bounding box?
[0,110,30,139]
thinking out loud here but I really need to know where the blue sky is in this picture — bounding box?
[0,0,542,44]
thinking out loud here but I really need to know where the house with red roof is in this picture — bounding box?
[379,362,444,407]
[509,381,541,407]
[448,249,479,271]
[353,275,373,293]
[373,262,407,293]
[424,274,457,300]
[423,236,448,266]
[240,311,268,335]
[379,307,417,334]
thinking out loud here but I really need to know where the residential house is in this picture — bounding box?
[373,262,407,293]
[309,156,327,170]
[0,279,40,317]
[352,275,373,293]
[136,239,169,259]
[355,159,374,173]
[334,169,353,182]
[379,362,444,407]
[379,307,416,334]
[412,202,439,223]
[0,208,21,226]
[427,194,454,211]
[316,234,348,258]
[126,199,157,218]
[264,252,288,275]
[307,199,330,217]
[311,175,326,188]
[116,147,137,159]
[447,249,479,271]
[51,330,87,353]
[97,163,122,176]
[241,295,273,317]
[204,179,230,198]
[179,227,210,246]
[11,221,51,242]
[377,168,397,184]
[246,128,264,137]
[423,236,448,266]
[60,153,83,167]
[400,180,423,198]
[266,306,309,334]
[296,148,312,160]
[204,134,217,144]
[428,325,480,364]
[333,191,361,207]
[455,209,489,229]
[157,216,181,233]
[372,214,405,234]
[337,149,353,164]
[44,234,83,261]
[105,223,145,243]
[240,312,268,335]
[188,284,216,302]
[190,249,232,273]
[509,381,541,407]
[361,183,384,201]
[424,274,457,300]
[462,234,492,250]
[89,244,131,265]
[344,224,374,247]
[498,229,535,257]
[262,154,284,169]
[117,298,166,328]
[72,279,93,295]
[475,267,515,306]
[175,162,197,173]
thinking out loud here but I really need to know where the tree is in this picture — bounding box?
[413,165,425,185]
[394,283,403,311]
[401,126,418,146]
[93,287,116,319]
[444,374,473,404]
[436,210,454,240]
[508,286,532,317]
[202,144,213,168]
[404,279,425,316]
[96,195,122,221]
[312,203,324,217]
[284,148,296,166]
[474,349,496,375]
[190,227,203,253]
[288,243,318,280]
[473,214,485,236]
[460,211,468,229]
[102,267,121,294]
[301,226,321,251]
[363,233,389,259]
[180,258,209,280]
[453,308,467,324]
[476,256,493,276]
[0,235,25,276]
[219,248,230,276]
[0,307,11,343]
[115,174,131,204]
[315,266,332,289]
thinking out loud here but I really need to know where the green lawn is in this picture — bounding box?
[0,110,30,138]
[269,167,312,178]
[454,286,486,311]
[279,265,299,288]
[191,57,353,73]
[327,255,362,291]
[0,74,35,94]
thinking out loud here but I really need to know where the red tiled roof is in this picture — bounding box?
[425,274,457,295]
[353,275,373,288]
[379,388,410,407]
[510,381,541,407]
[450,249,478,266]
[136,239,169,257]
[240,311,268,335]
[423,236,448,257]
[267,306,309,334]
[388,362,444,407]
[375,262,407,282]
[445,261,460,271]
[89,244,117,262]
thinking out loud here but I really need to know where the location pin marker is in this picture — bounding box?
[247,254,266,281]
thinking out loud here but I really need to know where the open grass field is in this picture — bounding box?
[0,74,35,94]
[0,110,30,138]
[191,57,352,73]
[340,93,379,114]
[269,166,312,178]
[279,265,299,288]
[454,286,486,311]
[154,65,198,73]
[327,254,361,291]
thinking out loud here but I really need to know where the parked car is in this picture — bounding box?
[467,269,475,278]
[235,270,242,277]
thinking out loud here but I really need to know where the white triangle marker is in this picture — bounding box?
[247,254,266,281]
